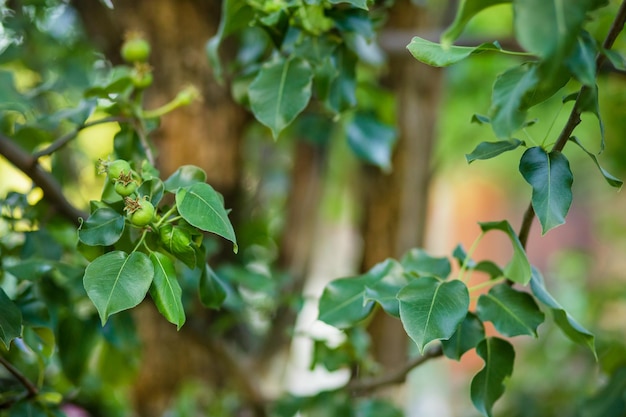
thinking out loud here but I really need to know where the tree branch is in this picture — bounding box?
[517,0,626,248]
[0,355,38,399]
[347,345,443,395]
[0,133,88,226]
[32,116,127,159]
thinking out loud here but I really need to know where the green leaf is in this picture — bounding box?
[325,46,358,114]
[346,113,397,172]
[83,251,154,325]
[328,0,368,10]
[398,277,469,353]
[441,0,511,45]
[453,243,476,268]
[466,139,525,163]
[603,48,626,71]
[476,283,545,337]
[471,337,515,417]
[356,399,403,417]
[78,207,125,246]
[519,147,573,234]
[530,267,596,356]
[249,56,313,138]
[575,84,605,149]
[513,0,593,60]
[489,63,538,139]
[318,276,376,329]
[159,224,197,269]
[441,312,485,360]
[57,314,100,384]
[363,259,409,317]
[198,264,227,309]
[163,165,207,193]
[566,31,598,86]
[0,287,22,349]
[407,37,503,67]
[176,183,238,253]
[5,259,54,280]
[401,248,451,279]
[479,221,531,284]
[580,366,626,417]
[569,136,622,188]
[149,252,185,329]
[137,178,165,207]
[206,0,255,82]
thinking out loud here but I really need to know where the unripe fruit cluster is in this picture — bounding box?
[104,159,156,227]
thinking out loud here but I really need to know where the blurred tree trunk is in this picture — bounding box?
[73,1,254,416]
[362,1,444,371]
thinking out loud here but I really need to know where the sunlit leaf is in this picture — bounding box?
[479,221,531,284]
[476,283,544,337]
[78,207,125,246]
[471,337,515,417]
[149,252,185,329]
[176,183,238,253]
[530,267,596,356]
[519,147,573,234]
[398,277,469,353]
[407,37,504,67]
[83,251,154,325]
[249,56,313,138]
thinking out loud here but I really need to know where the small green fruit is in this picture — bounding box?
[115,180,138,197]
[128,199,155,227]
[107,159,131,182]
[121,38,151,63]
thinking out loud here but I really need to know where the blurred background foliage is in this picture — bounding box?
[1,0,625,416]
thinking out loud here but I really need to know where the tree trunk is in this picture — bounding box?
[362,1,444,371]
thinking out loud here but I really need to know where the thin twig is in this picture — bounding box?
[32,116,127,159]
[517,0,626,248]
[0,355,38,399]
[347,345,443,395]
[0,133,88,225]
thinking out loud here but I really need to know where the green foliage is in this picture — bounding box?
[0,0,625,415]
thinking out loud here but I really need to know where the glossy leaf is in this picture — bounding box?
[149,252,185,329]
[574,84,605,148]
[441,0,511,45]
[249,56,313,138]
[363,259,409,317]
[407,37,503,67]
[398,277,469,353]
[346,113,397,172]
[78,207,125,246]
[519,147,573,234]
[476,283,544,337]
[441,312,485,360]
[489,63,538,139]
[137,178,165,207]
[569,136,622,188]
[465,139,524,163]
[530,267,596,356]
[513,0,592,59]
[471,337,515,417]
[479,221,531,284]
[401,248,451,279]
[198,264,227,309]
[176,183,238,253]
[83,251,154,325]
[324,46,357,114]
[318,276,376,329]
[0,287,22,349]
[163,165,207,192]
